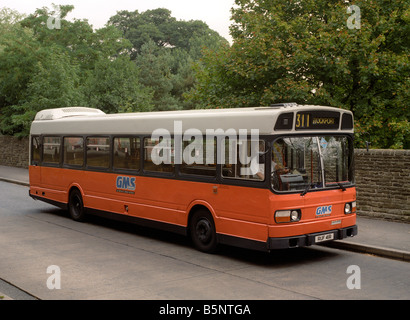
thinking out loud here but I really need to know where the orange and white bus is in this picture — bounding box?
[29,103,357,252]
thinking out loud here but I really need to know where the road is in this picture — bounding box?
[0,181,409,301]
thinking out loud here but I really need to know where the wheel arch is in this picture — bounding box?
[186,200,216,227]
[67,183,85,204]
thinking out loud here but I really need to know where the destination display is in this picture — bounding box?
[295,111,340,130]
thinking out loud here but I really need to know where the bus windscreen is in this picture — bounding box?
[271,136,354,192]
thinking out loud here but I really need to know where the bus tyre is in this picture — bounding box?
[69,189,86,222]
[190,210,218,253]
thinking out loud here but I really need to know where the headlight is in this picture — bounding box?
[275,210,301,223]
[290,210,300,221]
[344,201,356,214]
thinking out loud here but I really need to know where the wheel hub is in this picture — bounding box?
[196,219,212,243]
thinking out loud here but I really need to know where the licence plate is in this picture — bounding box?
[315,233,334,243]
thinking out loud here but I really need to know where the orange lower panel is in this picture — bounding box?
[85,193,186,226]
[29,166,357,245]
[217,217,268,243]
[29,186,67,204]
[269,214,356,238]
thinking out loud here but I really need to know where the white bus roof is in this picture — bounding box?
[30,104,354,135]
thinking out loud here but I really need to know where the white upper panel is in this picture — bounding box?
[34,107,106,120]
[30,105,354,135]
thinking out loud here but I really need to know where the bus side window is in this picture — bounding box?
[86,137,110,168]
[31,136,41,165]
[64,137,84,166]
[113,137,140,171]
[43,136,61,164]
[143,137,174,173]
[180,138,216,177]
[222,138,266,181]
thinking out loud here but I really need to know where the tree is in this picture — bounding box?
[108,8,227,56]
[108,8,229,111]
[0,5,230,136]
[20,5,132,71]
[0,14,38,115]
[135,41,180,111]
[83,56,153,114]
[0,5,153,136]
[108,8,176,58]
[9,45,83,136]
[189,0,409,149]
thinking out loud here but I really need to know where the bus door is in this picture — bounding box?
[213,138,270,241]
[29,136,42,185]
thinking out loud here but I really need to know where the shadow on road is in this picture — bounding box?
[34,207,340,268]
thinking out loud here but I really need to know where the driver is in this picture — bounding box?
[250,140,289,180]
[272,139,288,173]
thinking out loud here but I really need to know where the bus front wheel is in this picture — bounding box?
[69,189,86,222]
[190,210,218,253]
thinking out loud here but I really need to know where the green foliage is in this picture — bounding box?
[108,8,228,111]
[189,0,409,149]
[135,41,179,111]
[0,5,228,137]
[108,8,227,56]
[11,45,83,137]
[83,56,154,113]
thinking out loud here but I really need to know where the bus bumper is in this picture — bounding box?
[268,225,358,250]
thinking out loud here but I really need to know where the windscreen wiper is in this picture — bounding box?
[301,183,314,196]
[337,182,347,191]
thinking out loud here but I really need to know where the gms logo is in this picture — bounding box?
[316,205,332,217]
[116,176,136,194]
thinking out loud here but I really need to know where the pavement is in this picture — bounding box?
[0,164,409,300]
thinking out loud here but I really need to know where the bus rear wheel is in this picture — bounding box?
[69,189,86,222]
[190,210,218,253]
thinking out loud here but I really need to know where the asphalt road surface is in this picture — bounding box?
[0,181,409,300]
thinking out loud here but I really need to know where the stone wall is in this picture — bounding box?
[0,136,409,221]
[0,135,29,168]
[355,149,410,222]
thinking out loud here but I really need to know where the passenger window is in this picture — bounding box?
[43,136,61,164]
[113,137,140,171]
[222,138,265,181]
[31,136,41,164]
[144,137,174,173]
[86,137,110,168]
[180,138,216,177]
[64,137,84,166]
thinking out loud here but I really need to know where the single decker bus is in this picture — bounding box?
[29,103,357,252]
